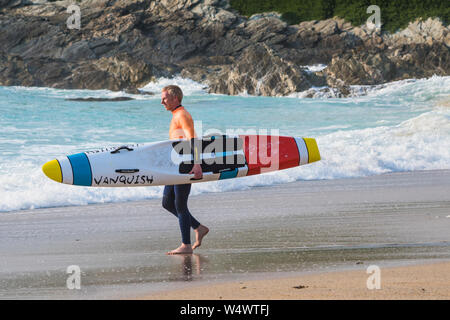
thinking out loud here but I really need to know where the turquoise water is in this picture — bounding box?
[1,76,449,212]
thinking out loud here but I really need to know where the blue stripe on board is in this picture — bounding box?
[219,168,238,180]
[67,153,92,186]
[214,151,235,157]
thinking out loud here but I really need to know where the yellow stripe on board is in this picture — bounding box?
[42,159,63,183]
[303,138,321,163]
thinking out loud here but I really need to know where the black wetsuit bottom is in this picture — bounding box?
[162,184,201,244]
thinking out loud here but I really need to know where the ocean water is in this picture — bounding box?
[0,76,449,212]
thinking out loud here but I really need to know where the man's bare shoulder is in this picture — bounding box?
[174,108,192,120]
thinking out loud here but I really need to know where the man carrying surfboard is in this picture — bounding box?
[161,85,209,255]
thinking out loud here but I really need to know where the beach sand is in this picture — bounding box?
[0,169,449,299]
[141,261,450,300]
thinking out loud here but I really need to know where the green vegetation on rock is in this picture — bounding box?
[230,0,449,32]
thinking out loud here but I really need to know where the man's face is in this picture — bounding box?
[161,90,179,111]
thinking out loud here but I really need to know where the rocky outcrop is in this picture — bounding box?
[388,18,450,47]
[322,18,449,91]
[181,43,322,96]
[0,0,449,96]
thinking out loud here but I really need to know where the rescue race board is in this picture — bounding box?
[42,135,320,187]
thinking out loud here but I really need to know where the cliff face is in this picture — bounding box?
[0,0,449,96]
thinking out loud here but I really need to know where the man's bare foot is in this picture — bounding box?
[166,243,193,255]
[192,225,209,250]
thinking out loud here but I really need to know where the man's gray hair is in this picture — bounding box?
[162,85,183,102]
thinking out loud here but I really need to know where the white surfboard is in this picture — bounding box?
[42,135,320,187]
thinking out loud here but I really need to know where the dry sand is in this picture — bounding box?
[142,261,450,300]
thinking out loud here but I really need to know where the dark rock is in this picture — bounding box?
[65,97,134,102]
[61,40,97,61]
[0,0,30,9]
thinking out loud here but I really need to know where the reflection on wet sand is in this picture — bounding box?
[168,254,208,281]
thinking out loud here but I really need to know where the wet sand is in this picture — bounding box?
[142,261,450,300]
[0,169,449,299]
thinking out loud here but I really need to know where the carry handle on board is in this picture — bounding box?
[115,169,140,173]
[111,146,134,154]
[189,166,235,180]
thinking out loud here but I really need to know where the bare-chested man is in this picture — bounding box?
[161,85,209,255]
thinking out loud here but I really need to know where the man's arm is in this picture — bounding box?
[178,113,195,140]
[179,113,203,179]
